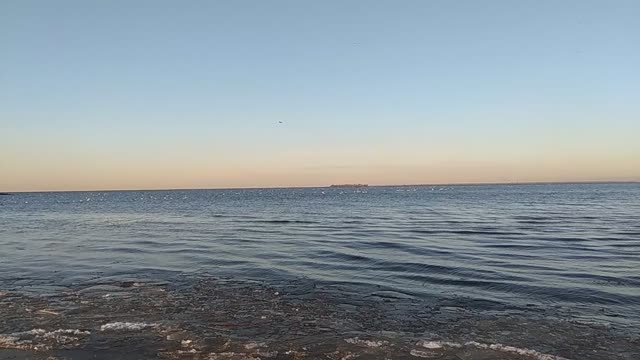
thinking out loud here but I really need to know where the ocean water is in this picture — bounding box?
[0,183,639,359]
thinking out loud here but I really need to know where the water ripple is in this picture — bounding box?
[1,183,639,327]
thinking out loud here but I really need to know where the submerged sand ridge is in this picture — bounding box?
[0,277,637,360]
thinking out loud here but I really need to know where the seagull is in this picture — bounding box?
[278,121,284,124]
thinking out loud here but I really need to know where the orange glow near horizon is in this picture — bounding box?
[2,1,639,192]
[2,144,639,192]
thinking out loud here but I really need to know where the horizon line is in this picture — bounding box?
[4,180,639,194]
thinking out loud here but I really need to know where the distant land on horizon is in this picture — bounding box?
[3,180,638,194]
[330,184,369,188]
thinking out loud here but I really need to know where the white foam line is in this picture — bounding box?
[345,337,388,347]
[417,340,461,349]
[417,339,570,360]
[100,322,156,331]
[0,328,91,351]
[465,341,569,360]
[23,329,90,337]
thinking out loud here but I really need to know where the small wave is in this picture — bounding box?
[23,329,90,337]
[416,339,569,360]
[410,229,525,236]
[0,328,90,351]
[513,215,556,221]
[469,342,569,360]
[246,220,319,224]
[482,244,543,250]
[417,340,461,349]
[345,337,388,347]
[100,322,157,331]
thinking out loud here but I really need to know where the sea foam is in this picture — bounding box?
[100,322,156,331]
[417,339,569,360]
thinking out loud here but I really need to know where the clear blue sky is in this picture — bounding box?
[2,0,639,191]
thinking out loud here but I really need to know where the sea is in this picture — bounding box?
[0,183,638,359]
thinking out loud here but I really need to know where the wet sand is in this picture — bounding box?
[1,277,637,360]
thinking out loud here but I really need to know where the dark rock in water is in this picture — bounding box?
[0,192,11,196]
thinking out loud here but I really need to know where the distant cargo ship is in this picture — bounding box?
[329,184,368,188]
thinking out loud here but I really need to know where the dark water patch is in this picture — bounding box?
[315,250,372,263]
[97,246,150,254]
[410,228,527,236]
[607,242,640,249]
[243,219,320,225]
[481,243,546,250]
[235,227,291,235]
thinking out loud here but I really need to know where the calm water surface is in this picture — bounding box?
[1,183,639,359]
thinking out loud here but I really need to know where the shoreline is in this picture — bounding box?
[1,276,638,360]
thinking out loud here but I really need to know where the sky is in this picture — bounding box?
[1,0,639,191]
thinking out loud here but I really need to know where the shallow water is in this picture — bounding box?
[1,183,639,359]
